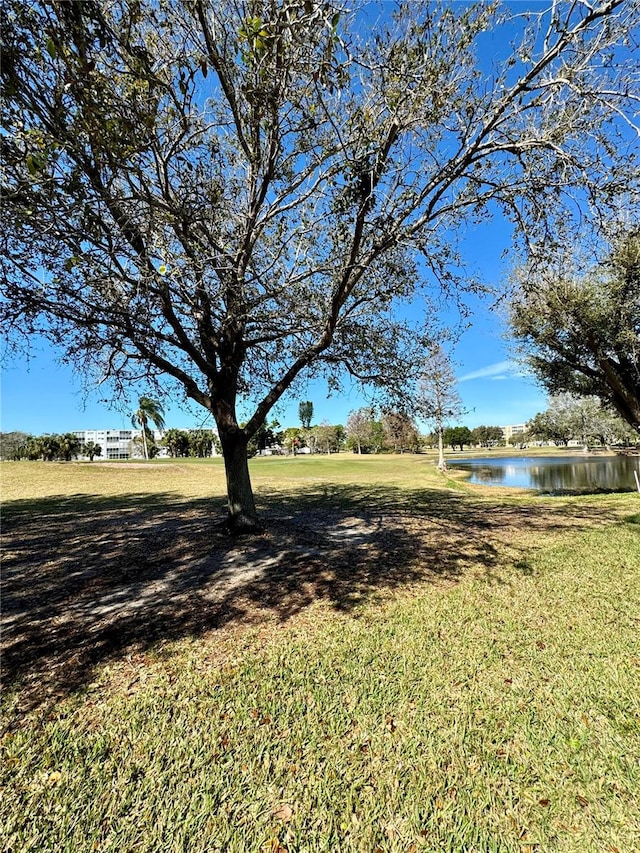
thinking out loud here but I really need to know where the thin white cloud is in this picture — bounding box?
[458,360,516,382]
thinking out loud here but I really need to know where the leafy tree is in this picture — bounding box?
[507,432,529,447]
[7,433,38,460]
[246,420,282,456]
[416,345,463,469]
[527,412,570,446]
[370,420,386,455]
[19,436,42,460]
[313,422,342,455]
[58,432,81,461]
[488,427,505,446]
[510,231,640,433]
[83,440,102,461]
[470,425,504,447]
[382,410,420,454]
[444,426,472,451]
[36,434,61,461]
[528,393,636,447]
[0,431,31,460]
[527,395,577,445]
[2,2,638,530]
[586,405,638,446]
[131,396,166,460]
[8,431,86,460]
[282,427,305,456]
[346,407,376,455]
[188,429,219,458]
[162,428,191,458]
[298,402,314,431]
[422,431,439,450]
[131,433,161,459]
[16,432,79,461]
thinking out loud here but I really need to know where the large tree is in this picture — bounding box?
[162,427,191,458]
[510,231,640,432]
[313,421,343,455]
[527,398,576,446]
[83,439,102,461]
[2,1,639,530]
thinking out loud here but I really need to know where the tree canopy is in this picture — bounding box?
[443,425,472,452]
[510,231,640,433]
[2,0,639,529]
[526,393,636,446]
[298,401,314,430]
[470,426,504,447]
[381,410,420,454]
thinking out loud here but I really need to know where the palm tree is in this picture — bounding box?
[131,396,166,460]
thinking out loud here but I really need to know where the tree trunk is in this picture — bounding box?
[437,425,447,471]
[219,428,260,534]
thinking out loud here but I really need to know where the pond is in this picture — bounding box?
[448,455,640,494]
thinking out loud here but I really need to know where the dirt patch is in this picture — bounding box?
[93,462,180,469]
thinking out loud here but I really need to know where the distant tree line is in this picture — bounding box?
[17,399,631,466]
[344,409,505,455]
[1,432,88,461]
[246,421,347,457]
[1,427,225,461]
[244,409,507,458]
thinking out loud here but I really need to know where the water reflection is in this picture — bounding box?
[449,455,640,493]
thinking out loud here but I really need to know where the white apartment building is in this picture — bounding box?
[73,428,164,460]
[500,423,528,443]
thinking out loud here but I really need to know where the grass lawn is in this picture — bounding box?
[1,455,639,852]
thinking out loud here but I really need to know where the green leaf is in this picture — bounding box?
[45,36,57,59]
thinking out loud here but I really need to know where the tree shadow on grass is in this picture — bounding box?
[1,484,624,710]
